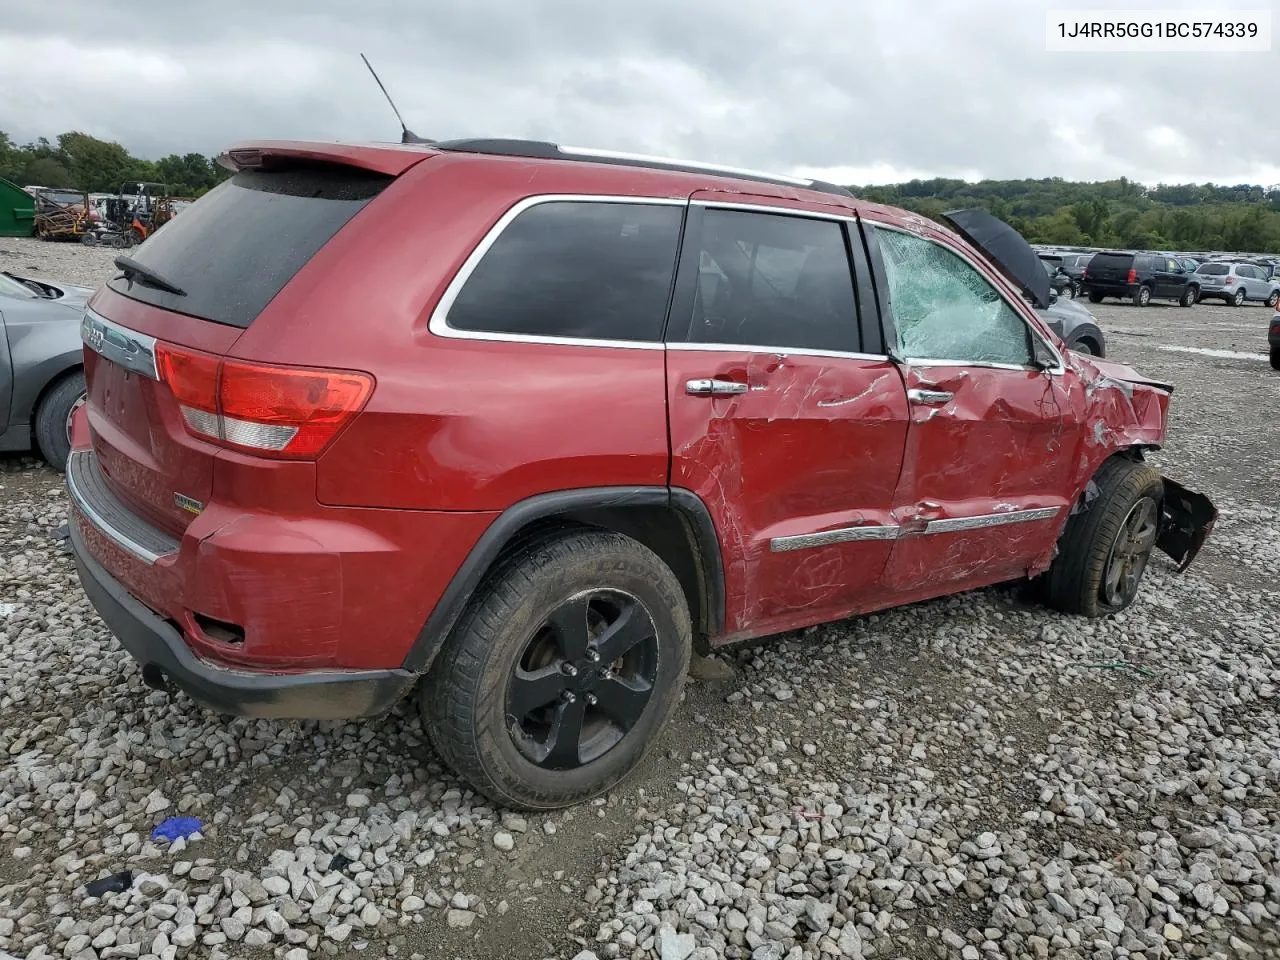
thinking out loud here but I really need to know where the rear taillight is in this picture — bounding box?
[1082,268,1088,279]
[155,344,373,459]
[1126,268,1137,284]
[1224,275,1235,285]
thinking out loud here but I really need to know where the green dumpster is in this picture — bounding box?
[0,177,35,237]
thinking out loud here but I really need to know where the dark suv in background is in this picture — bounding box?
[1083,252,1199,307]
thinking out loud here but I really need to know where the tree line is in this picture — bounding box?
[4,130,1279,252]
[0,131,231,198]
[855,176,1280,254]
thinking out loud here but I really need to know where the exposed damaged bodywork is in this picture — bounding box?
[1156,477,1217,571]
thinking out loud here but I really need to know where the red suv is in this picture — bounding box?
[66,139,1215,809]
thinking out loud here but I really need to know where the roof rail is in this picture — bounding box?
[430,138,855,198]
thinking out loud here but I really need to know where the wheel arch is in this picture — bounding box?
[403,486,725,673]
[27,361,85,456]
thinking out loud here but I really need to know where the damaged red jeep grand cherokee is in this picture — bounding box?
[66,139,1216,809]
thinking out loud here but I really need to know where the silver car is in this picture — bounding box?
[1195,261,1280,307]
[0,271,92,470]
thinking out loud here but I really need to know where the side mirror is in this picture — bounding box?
[1033,337,1059,371]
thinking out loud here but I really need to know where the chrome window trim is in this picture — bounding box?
[81,309,159,381]
[771,524,900,552]
[690,198,856,223]
[902,357,1036,372]
[923,506,1061,534]
[869,221,1067,375]
[65,452,173,565]
[668,342,889,362]
[429,194,685,351]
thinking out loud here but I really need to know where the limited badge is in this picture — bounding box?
[174,493,204,515]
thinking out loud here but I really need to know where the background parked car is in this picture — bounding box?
[1270,303,1280,370]
[1038,295,1106,356]
[0,271,90,470]
[1195,261,1280,306]
[1039,257,1074,298]
[1083,251,1199,307]
[1056,253,1094,298]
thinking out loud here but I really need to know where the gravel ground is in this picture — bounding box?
[1,236,1277,960]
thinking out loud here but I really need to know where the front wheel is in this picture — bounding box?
[1070,281,1081,299]
[420,530,691,810]
[1179,286,1198,307]
[1266,290,1279,308]
[1045,458,1164,617]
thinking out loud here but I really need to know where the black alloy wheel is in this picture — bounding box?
[506,589,658,770]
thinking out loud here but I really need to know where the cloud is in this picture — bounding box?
[1,0,1275,185]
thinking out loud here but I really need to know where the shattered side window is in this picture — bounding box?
[876,228,1035,366]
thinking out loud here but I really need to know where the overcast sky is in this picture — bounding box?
[2,0,1277,186]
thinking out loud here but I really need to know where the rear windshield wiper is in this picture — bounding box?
[114,255,186,297]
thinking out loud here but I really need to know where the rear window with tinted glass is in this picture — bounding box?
[1197,263,1229,275]
[106,165,390,328]
[446,200,683,342]
[1089,253,1133,270]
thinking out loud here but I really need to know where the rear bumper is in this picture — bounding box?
[1084,282,1135,297]
[69,518,416,718]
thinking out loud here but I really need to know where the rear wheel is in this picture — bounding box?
[420,530,691,810]
[34,371,87,473]
[1179,286,1198,307]
[1230,288,1245,307]
[1088,290,1104,303]
[1132,286,1152,307]
[1045,458,1163,617]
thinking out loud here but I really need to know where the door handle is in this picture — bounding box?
[907,388,954,404]
[686,378,748,397]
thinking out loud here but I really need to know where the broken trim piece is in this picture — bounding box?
[770,506,1063,552]
[770,524,900,552]
[923,506,1061,534]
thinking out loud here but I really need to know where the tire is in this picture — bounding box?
[1230,288,1245,307]
[1132,286,1152,307]
[420,529,692,810]
[1266,290,1279,308]
[1179,286,1197,307]
[1071,338,1096,356]
[1045,458,1164,617]
[1088,291,1104,303]
[1271,347,1280,371]
[1070,281,1081,299]
[81,233,99,246]
[34,371,87,473]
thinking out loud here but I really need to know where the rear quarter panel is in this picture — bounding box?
[227,154,690,510]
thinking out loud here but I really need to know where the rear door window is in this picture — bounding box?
[106,165,392,328]
[677,209,859,352]
[446,200,683,343]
